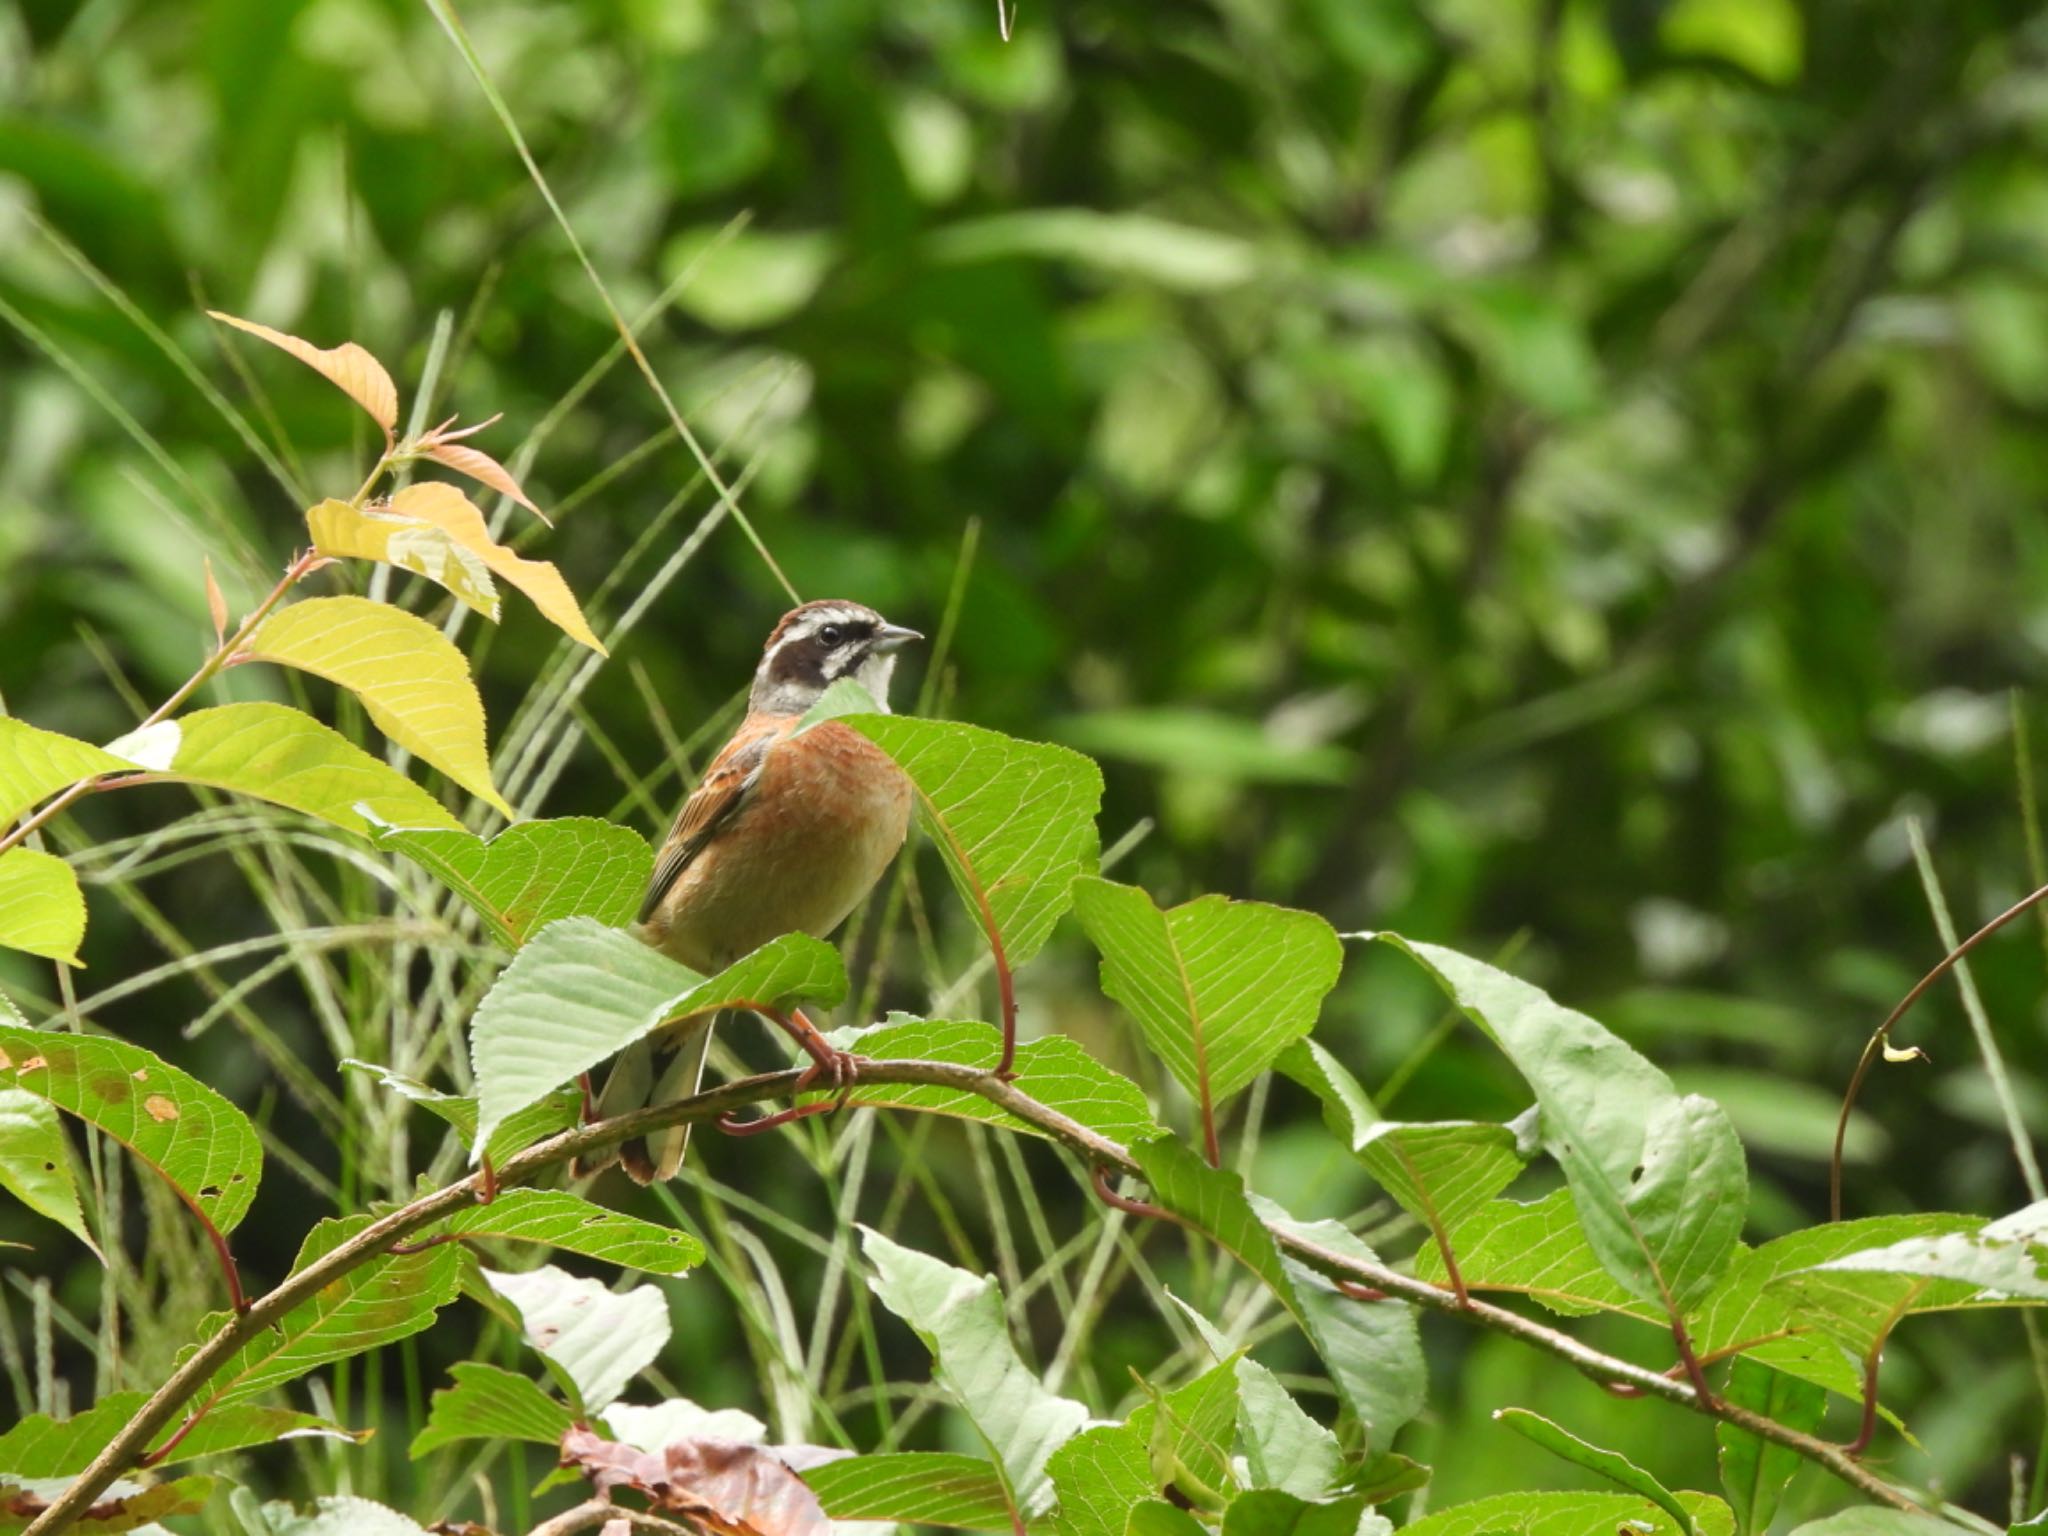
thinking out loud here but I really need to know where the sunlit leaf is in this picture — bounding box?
[0,849,85,965]
[0,1395,359,1476]
[468,920,845,1157]
[1494,1409,1694,1535]
[306,499,501,621]
[208,312,398,434]
[802,1453,1015,1530]
[433,1187,703,1274]
[112,703,464,837]
[1717,1360,1823,1536]
[371,817,652,947]
[408,1362,572,1458]
[243,595,512,817]
[384,483,603,653]
[420,441,548,522]
[0,718,129,829]
[1374,934,1747,1313]
[1793,1198,2048,1300]
[861,1226,1088,1518]
[482,1265,669,1415]
[817,1015,1161,1145]
[0,1024,260,1235]
[0,1089,96,1256]
[200,1215,461,1405]
[1073,880,1341,1131]
[846,716,1102,970]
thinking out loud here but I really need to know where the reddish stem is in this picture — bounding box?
[1089,1163,1180,1225]
[1672,1319,1716,1410]
[1336,1279,1390,1303]
[389,1232,460,1255]
[134,1406,206,1470]
[1844,1349,1883,1457]
[185,1200,245,1314]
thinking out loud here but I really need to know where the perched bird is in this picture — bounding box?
[575,600,920,1183]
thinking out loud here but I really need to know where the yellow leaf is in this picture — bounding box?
[243,596,514,817]
[306,499,502,621]
[208,312,399,436]
[423,441,550,524]
[0,848,85,966]
[388,483,607,655]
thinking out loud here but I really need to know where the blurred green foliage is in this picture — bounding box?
[8,0,2048,1524]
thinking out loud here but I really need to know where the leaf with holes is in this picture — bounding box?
[861,1226,1088,1519]
[1074,880,1341,1138]
[0,1473,215,1531]
[0,718,130,829]
[383,484,600,651]
[1280,1038,1525,1242]
[1130,1136,1425,1454]
[243,596,511,816]
[1718,1360,1823,1536]
[802,1453,1015,1530]
[306,500,501,621]
[0,1025,259,1237]
[846,716,1102,970]
[0,850,85,966]
[482,1266,669,1415]
[0,1395,359,1477]
[0,1089,96,1256]
[110,703,463,837]
[817,1015,1160,1145]
[1494,1409,1694,1536]
[409,1363,572,1458]
[208,312,398,433]
[434,1188,703,1274]
[468,919,845,1157]
[372,817,650,947]
[1374,934,1747,1314]
[197,1216,460,1405]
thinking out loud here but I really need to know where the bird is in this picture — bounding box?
[574,599,921,1183]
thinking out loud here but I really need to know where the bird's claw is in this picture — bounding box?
[716,1052,863,1136]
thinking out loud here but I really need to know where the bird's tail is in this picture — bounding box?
[571,1016,716,1183]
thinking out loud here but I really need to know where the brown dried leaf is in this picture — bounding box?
[424,441,550,524]
[560,1428,830,1536]
[389,483,605,654]
[208,311,399,435]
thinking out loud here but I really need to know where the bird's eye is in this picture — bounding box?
[818,624,845,647]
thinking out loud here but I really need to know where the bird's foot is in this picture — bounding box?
[716,1049,864,1136]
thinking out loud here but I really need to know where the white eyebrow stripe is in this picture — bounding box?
[765,606,877,659]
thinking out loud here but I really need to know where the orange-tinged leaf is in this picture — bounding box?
[203,557,228,644]
[306,499,502,621]
[424,441,550,524]
[208,311,399,435]
[388,483,606,655]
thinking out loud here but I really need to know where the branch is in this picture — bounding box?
[33,1058,1931,1532]
[528,1500,695,1536]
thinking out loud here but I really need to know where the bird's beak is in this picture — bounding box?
[873,624,923,654]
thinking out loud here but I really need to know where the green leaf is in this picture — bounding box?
[1128,1501,1213,1536]
[1234,1358,1343,1499]
[243,595,512,816]
[1373,935,1747,1313]
[927,210,1258,292]
[0,849,86,966]
[0,1395,359,1476]
[0,1474,214,1532]
[408,1362,572,1458]
[802,1453,1017,1530]
[201,1215,461,1405]
[861,1226,1089,1517]
[480,1265,669,1414]
[1405,1491,1735,1536]
[1662,0,1802,84]
[846,715,1102,970]
[307,497,502,622]
[1413,1189,1644,1318]
[1048,1423,1155,1536]
[1493,1409,1694,1536]
[1073,880,1342,1126]
[112,702,464,836]
[1050,709,1355,788]
[1717,1359,1824,1536]
[1131,1135,1425,1454]
[0,1024,261,1236]
[468,920,845,1157]
[821,1015,1161,1145]
[339,1059,579,1166]
[1222,1490,1386,1536]
[796,677,884,732]
[1792,1198,2048,1299]
[1786,1512,1978,1536]
[1280,1038,1525,1237]
[0,1088,97,1256]
[373,817,652,947]
[1129,1358,1241,1511]
[435,1188,703,1274]
[0,717,131,828]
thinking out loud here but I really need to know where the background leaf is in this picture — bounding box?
[243,596,511,816]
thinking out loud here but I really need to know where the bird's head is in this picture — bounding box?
[750,600,921,716]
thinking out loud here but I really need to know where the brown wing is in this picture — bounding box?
[637,726,780,924]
